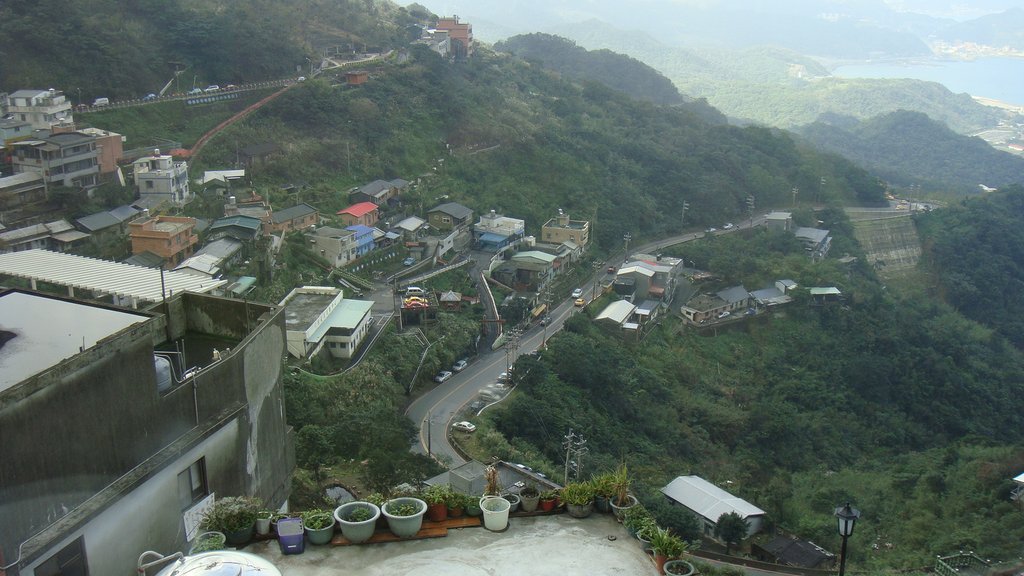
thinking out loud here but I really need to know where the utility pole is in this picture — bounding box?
[622,232,632,264]
[504,327,521,377]
[592,261,602,300]
[562,429,588,484]
[746,195,755,225]
[541,285,551,348]
[791,187,799,208]
[681,200,690,229]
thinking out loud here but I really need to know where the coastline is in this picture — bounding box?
[972,95,1024,113]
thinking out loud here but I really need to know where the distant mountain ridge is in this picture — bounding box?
[494,33,684,106]
[796,110,1024,192]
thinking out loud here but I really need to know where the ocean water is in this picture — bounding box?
[832,57,1024,107]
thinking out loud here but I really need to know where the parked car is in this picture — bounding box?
[434,370,453,383]
[705,227,717,233]
[204,85,220,93]
[571,288,583,299]
[723,222,735,230]
[404,286,425,296]
[223,84,238,91]
[297,76,307,82]
[403,257,416,266]
[188,88,204,95]
[142,93,157,101]
[717,311,731,319]
[452,421,476,433]
[452,359,468,372]
[498,371,510,382]
[607,266,616,274]
[574,298,586,307]
[92,97,110,107]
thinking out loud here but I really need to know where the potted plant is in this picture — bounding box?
[560,481,595,518]
[334,501,381,544]
[255,509,274,536]
[649,527,690,575]
[302,508,335,545]
[608,463,638,521]
[447,491,466,518]
[365,492,389,529]
[423,484,451,522]
[590,472,615,513]
[623,504,657,538]
[199,496,261,546]
[519,484,540,513]
[504,492,521,513]
[189,531,226,554]
[381,497,427,538]
[538,490,558,512]
[663,559,696,576]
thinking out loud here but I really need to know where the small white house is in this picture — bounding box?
[660,475,766,538]
[279,286,374,359]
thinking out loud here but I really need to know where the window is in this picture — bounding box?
[146,181,154,189]
[177,458,208,510]
[35,536,87,576]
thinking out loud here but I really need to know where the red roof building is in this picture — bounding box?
[336,201,379,227]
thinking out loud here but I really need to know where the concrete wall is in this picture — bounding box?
[0,292,292,573]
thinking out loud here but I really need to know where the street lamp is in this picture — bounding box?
[835,502,861,576]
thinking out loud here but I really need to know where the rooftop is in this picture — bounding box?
[282,292,337,331]
[0,291,148,392]
[243,513,653,575]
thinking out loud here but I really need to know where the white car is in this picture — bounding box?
[452,359,468,372]
[717,311,731,319]
[571,288,583,299]
[204,85,220,93]
[434,370,453,383]
[705,227,717,233]
[498,371,510,382]
[723,222,735,230]
[452,421,476,432]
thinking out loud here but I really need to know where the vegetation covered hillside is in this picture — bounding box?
[553,20,1011,133]
[494,33,684,106]
[195,45,886,249]
[485,222,1024,569]
[917,186,1024,346]
[0,0,425,100]
[797,110,1024,193]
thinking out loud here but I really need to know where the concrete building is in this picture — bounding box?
[473,210,525,252]
[279,286,374,359]
[0,288,293,576]
[794,227,832,261]
[75,127,125,175]
[306,226,358,268]
[133,151,192,205]
[765,211,793,232]
[0,172,47,213]
[435,16,473,57]
[415,28,451,57]
[2,89,74,130]
[129,215,198,269]
[10,130,99,188]
[0,219,88,254]
[541,209,590,249]
[660,475,766,538]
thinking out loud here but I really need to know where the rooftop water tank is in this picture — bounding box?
[154,355,172,393]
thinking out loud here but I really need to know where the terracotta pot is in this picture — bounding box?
[655,553,669,575]
[427,501,448,522]
[539,498,556,512]
[448,505,464,518]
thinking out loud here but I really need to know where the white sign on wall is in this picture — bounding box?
[183,493,215,541]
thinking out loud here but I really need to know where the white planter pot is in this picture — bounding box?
[479,495,510,532]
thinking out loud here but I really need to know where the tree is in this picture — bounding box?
[715,512,749,555]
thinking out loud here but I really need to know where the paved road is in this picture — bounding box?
[403,219,769,466]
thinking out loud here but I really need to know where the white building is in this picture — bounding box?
[133,151,191,205]
[279,286,374,359]
[2,89,74,130]
[660,475,766,538]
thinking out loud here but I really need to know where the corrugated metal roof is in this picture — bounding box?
[0,249,226,306]
[595,300,635,323]
[660,475,765,522]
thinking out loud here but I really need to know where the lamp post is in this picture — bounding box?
[835,502,861,576]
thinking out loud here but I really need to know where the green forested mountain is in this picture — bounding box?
[936,7,1024,51]
[488,222,1024,568]
[493,33,684,106]
[917,187,1024,346]
[192,44,886,246]
[0,0,423,100]
[550,20,1011,133]
[796,110,1024,193]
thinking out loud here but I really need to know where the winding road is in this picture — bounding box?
[404,216,769,466]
